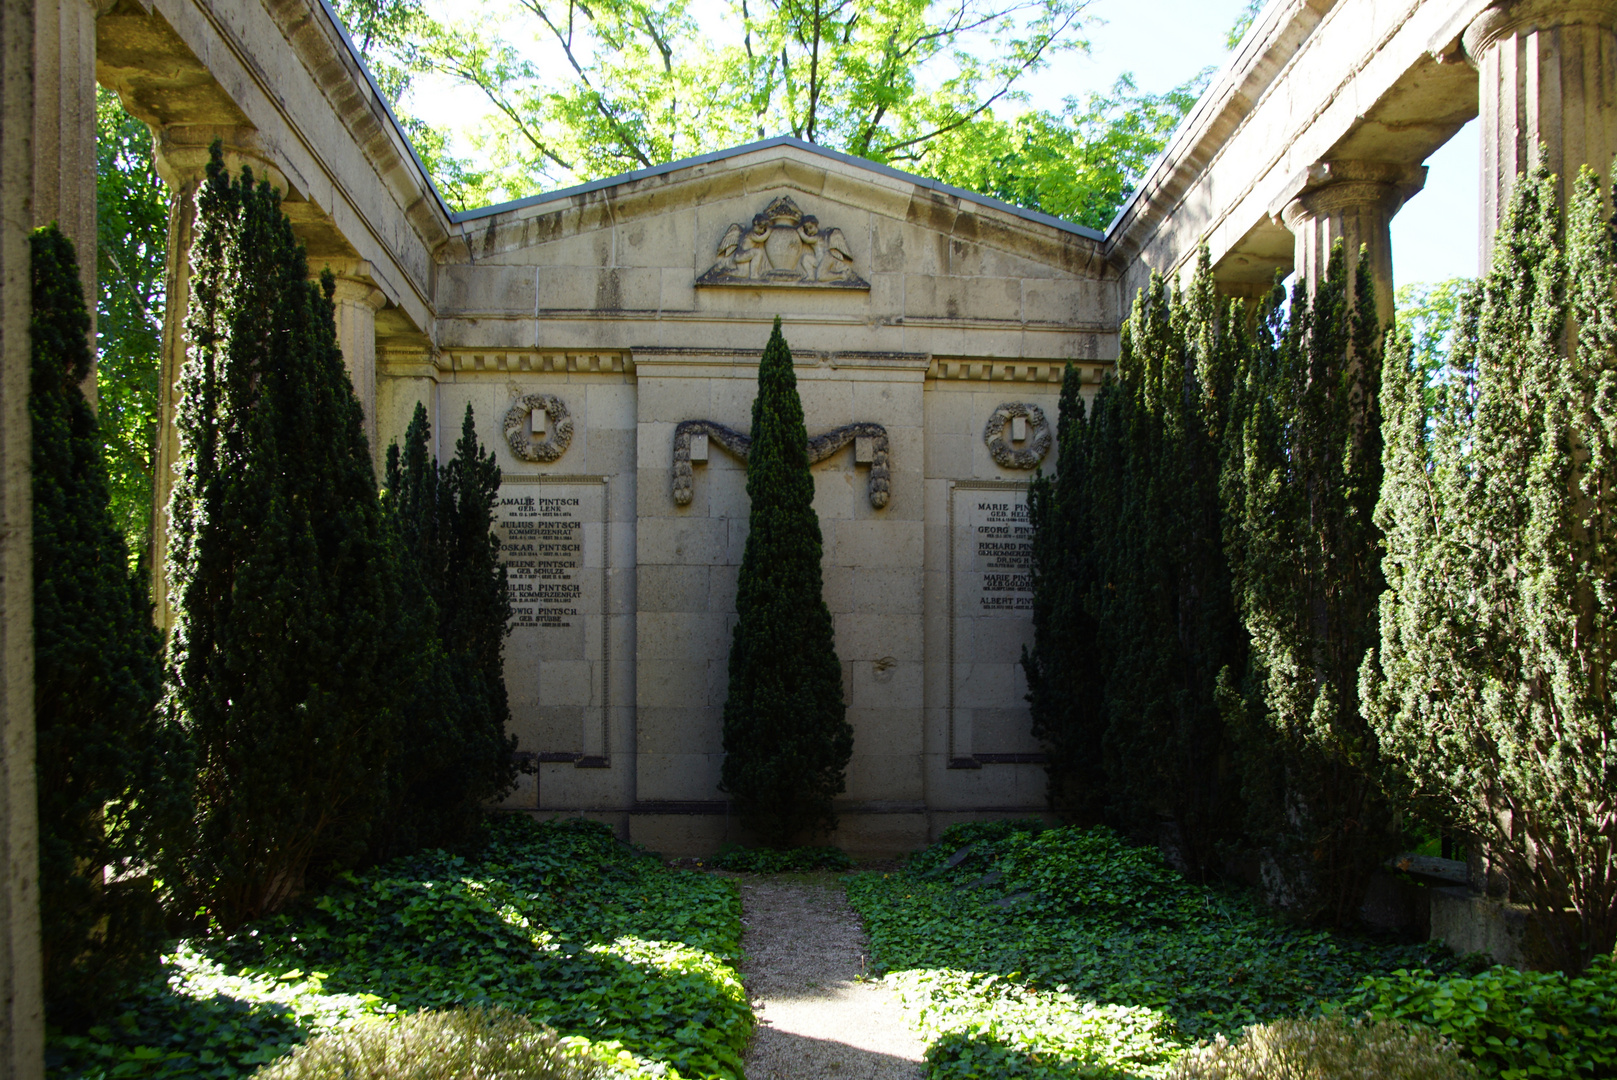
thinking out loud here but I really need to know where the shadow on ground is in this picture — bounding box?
[745,1027,924,1080]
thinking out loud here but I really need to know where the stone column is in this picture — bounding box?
[147,172,197,630]
[32,0,108,404]
[1271,160,1427,331]
[148,128,282,629]
[1465,0,1617,267]
[327,263,387,464]
[2,0,45,1070]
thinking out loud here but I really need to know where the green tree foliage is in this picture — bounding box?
[382,401,518,854]
[368,0,1201,223]
[1394,277,1471,374]
[1366,160,1617,971]
[95,88,167,560]
[164,145,404,928]
[922,73,1207,230]
[1394,276,1473,418]
[325,0,491,205]
[1024,252,1246,868]
[1224,0,1263,49]
[720,318,852,845]
[1220,243,1401,924]
[31,224,182,1019]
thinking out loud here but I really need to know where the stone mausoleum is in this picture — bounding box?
[10,0,1617,859]
[386,149,1111,853]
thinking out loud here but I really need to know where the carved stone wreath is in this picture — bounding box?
[503,393,574,462]
[984,402,1051,469]
[671,419,890,508]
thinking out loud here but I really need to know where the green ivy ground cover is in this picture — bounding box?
[847,820,1463,1078]
[46,817,750,1080]
[1351,960,1617,1080]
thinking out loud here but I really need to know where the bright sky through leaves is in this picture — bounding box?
[392,0,1476,283]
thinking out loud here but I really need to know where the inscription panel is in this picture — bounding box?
[496,477,610,780]
[949,482,1040,762]
[502,493,586,628]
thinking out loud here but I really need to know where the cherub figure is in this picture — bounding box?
[736,214,771,278]
[715,214,772,279]
[796,215,824,280]
[819,226,855,281]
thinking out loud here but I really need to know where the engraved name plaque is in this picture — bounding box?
[496,475,611,782]
[948,481,1041,766]
[501,493,585,629]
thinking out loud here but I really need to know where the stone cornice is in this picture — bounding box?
[1103,0,1344,272]
[272,0,453,247]
[928,358,1107,384]
[384,349,1115,383]
[428,351,634,375]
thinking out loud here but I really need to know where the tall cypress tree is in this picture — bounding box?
[1088,253,1245,871]
[378,402,459,857]
[1022,363,1105,819]
[32,224,183,1018]
[1024,250,1245,867]
[383,401,516,854]
[164,145,403,927]
[1367,159,1617,970]
[1220,242,1400,923]
[720,317,852,845]
[440,403,518,817]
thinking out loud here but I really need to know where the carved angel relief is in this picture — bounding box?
[696,196,870,289]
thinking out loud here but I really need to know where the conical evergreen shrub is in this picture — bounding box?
[378,402,459,858]
[720,317,852,845]
[31,223,184,1018]
[1089,253,1247,871]
[1367,158,1617,970]
[164,144,405,927]
[438,404,518,820]
[1220,241,1401,923]
[382,401,517,854]
[1021,363,1106,820]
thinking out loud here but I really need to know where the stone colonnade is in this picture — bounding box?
[1272,0,1617,309]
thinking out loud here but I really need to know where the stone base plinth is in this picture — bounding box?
[1429,887,1582,970]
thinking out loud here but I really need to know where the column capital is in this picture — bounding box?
[1269,160,1427,229]
[1464,0,1617,58]
[150,124,288,196]
[325,261,388,311]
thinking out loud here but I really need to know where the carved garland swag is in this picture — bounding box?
[672,420,891,508]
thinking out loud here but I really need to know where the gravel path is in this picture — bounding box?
[739,875,927,1080]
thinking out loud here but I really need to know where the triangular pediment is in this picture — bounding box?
[445,138,1109,282]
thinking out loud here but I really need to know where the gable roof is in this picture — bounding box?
[446,136,1106,242]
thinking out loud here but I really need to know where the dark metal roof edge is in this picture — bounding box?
[447,135,1106,242]
[310,0,456,223]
